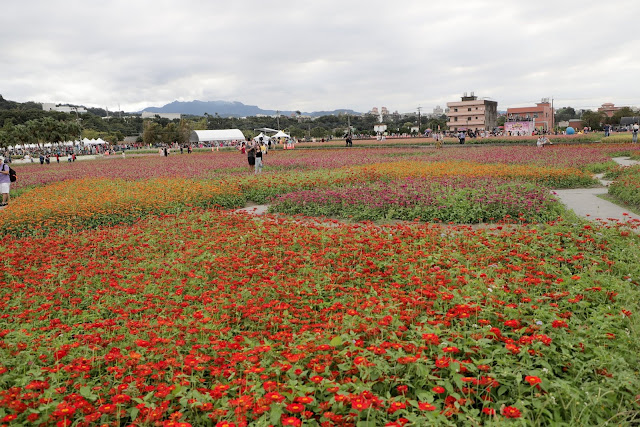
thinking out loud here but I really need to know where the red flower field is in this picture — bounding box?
[0,144,639,426]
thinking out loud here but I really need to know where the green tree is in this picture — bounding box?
[310,126,328,138]
[179,119,192,145]
[82,129,101,140]
[610,107,636,125]
[143,121,161,146]
[163,122,180,145]
[289,127,306,139]
[555,107,577,122]
[581,110,606,130]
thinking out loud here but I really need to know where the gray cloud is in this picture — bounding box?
[1,0,637,113]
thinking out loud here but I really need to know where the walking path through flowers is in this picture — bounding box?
[551,157,640,230]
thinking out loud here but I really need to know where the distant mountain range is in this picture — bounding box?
[141,100,360,118]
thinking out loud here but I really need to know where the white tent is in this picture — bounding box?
[84,138,107,146]
[272,130,290,138]
[253,132,270,142]
[190,129,245,143]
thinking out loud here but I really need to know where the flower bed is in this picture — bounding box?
[351,160,596,188]
[11,144,640,192]
[269,177,564,223]
[609,165,640,208]
[0,178,244,236]
[0,209,638,426]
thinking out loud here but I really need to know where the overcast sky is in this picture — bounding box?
[1,0,638,114]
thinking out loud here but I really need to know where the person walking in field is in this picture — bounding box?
[255,141,264,174]
[0,157,11,207]
[253,137,265,174]
[633,124,639,143]
[246,139,256,172]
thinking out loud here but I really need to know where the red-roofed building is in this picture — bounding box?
[505,99,554,132]
[597,103,621,118]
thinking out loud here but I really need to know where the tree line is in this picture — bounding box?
[3,94,636,149]
[556,106,637,130]
[0,117,81,149]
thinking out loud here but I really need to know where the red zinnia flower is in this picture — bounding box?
[524,375,542,386]
[282,416,302,426]
[285,403,305,413]
[418,402,436,411]
[482,407,495,415]
[502,406,521,418]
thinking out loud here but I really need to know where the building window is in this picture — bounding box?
[475,117,478,119]
[534,114,539,118]
[467,117,471,121]
[454,108,458,112]
[454,117,458,122]
[468,107,472,111]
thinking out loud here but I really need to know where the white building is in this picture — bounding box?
[42,103,87,114]
[141,112,181,120]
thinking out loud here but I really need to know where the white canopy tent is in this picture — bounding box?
[82,138,108,146]
[253,132,271,142]
[190,129,245,143]
[272,130,290,138]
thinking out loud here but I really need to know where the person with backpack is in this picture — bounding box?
[0,156,12,207]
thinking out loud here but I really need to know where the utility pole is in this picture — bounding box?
[551,96,554,132]
[417,106,422,133]
[73,107,82,146]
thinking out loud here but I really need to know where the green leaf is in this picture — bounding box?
[330,335,343,347]
[171,384,182,397]
[129,407,139,421]
[79,386,97,401]
[270,405,283,425]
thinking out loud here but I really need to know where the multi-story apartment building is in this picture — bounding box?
[446,93,498,132]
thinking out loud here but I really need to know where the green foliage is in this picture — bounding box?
[555,106,577,123]
[584,161,619,174]
[609,107,636,125]
[0,117,81,148]
[580,110,606,130]
[608,165,640,208]
[310,126,329,138]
